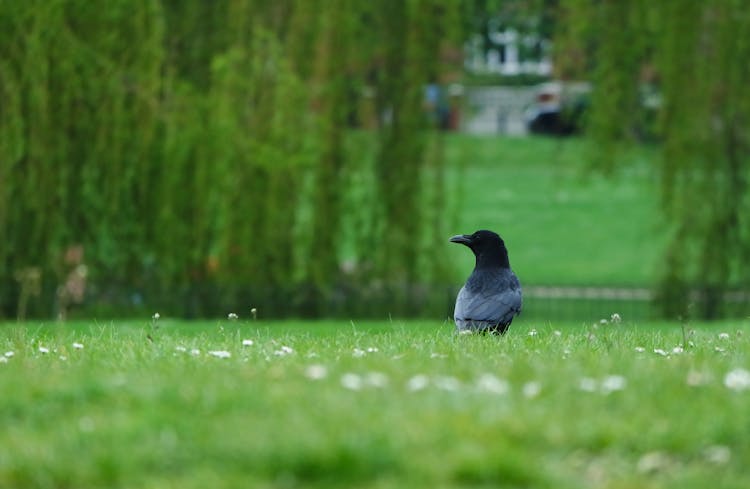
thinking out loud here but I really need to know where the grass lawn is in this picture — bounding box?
[444,135,665,287]
[3,318,749,488]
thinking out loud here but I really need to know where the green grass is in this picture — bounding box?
[445,135,665,286]
[3,318,750,488]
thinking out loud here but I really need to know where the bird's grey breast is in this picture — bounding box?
[454,268,522,326]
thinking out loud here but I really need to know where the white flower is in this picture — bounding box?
[686,370,711,387]
[528,329,538,337]
[601,375,627,393]
[341,373,363,390]
[175,346,187,352]
[227,313,238,320]
[352,348,366,358]
[242,339,254,347]
[522,381,542,398]
[715,346,727,353]
[578,377,598,392]
[366,372,389,388]
[59,355,67,361]
[703,445,731,465]
[304,364,328,380]
[0,357,7,364]
[653,348,669,357]
[274,345,294,356]
[637,451,671,474]
[208,350,231,359]
[366,347,379,353]
[553,330,562,337]
[672,346,684,354]
[724,368,750,391]
[610,313,622,324]
[152,312,160,320]
[599,318,608,325]
[4,351,14,358]
[634,346,646,353]
[190,348,201,356]
[718,332,730,340]
[476,374,509,395]
[38,346,49,354]
[406,375,429,392]
[72,342,84,350]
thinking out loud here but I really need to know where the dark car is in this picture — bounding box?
[525,82,590,136]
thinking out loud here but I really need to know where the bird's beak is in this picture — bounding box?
[449,234,472,245]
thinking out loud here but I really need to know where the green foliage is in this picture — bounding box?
[0,1,460,318]
[559,0,750,318]
[2,319,750,488]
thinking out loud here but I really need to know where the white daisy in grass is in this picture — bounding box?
[406,374,429,392]
[578,377,598,392]
[340,373,363,391]
[634,346,646,353]
[38,346,49,354]
[304,364,328,380]
[352,348,366,358]
[718,332,730,340]
[4,351,14,358]
[637,451,671,474]
[152,312,160,320]
[365,372,389,388]
[175,346,187,352]
[190,348,201,356]
[208,350,231,359]
[274,346,294,356]
[703,445,731,465]
[522,381,542,399]
[366,347,379,353]
[476,373,509,395]
[241,339,254,347]
[600,375,627,393]
[686,370,711,387]
[671,346,684,354]
[553,330,562,337]
[72,342,84,350]
[653,348,669,357]
[724,368,750,391]
[527,329,538,337]
[227,313,238,320]
[0,357,7,364]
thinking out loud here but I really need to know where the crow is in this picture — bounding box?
[450,230,522,334]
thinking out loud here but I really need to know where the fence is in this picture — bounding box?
[7,279,749,322]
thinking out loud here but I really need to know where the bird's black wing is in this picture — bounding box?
[454,270,522,331]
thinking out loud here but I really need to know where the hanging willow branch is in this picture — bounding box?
[559,0,750,318]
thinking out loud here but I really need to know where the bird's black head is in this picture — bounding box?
[450,229,510,269]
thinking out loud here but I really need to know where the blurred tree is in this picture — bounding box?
[558,0,750,319]
[0,0,461,318]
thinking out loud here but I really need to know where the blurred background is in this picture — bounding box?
[1,0,749,322]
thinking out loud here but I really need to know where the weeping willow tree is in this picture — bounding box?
[0,0,165,314]
[0,0,459,318]
[558,0,750,319]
